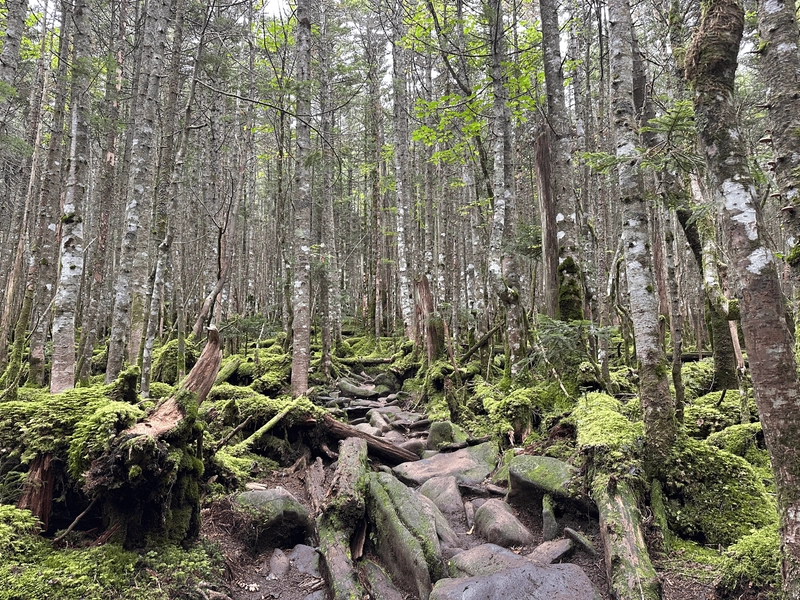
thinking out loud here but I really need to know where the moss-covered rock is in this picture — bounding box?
[684,390,756,439]
[152,339,199,385]
[234,488,313,551]
[681,358,715,401]
[473,379,537,443]
[706,422,769,469]
[663,435,777,546]
[718,524,780,593]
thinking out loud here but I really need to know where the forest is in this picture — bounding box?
[1,0,799,597]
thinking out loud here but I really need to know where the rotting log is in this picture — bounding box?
[592,475,660,600]
[322,413,418,464]
[17,453,55,531]
[308,438,369,600]
[82,328,222,547]
[213,356,241,386]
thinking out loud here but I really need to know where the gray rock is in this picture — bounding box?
[393,441,499,486]
[419,476,464,518]
[564,527,599,557]
[354,422,383,437]
[303,591,326,600]
[338,378,380,398]
[542,494,559,541]
[430,562,602,600]
[360,560,406,600]
[269,548,290,577]
[464,501,475,530]
[369,409,392,432]
[287,544,321,577]
[417,492,460,549]
[234,488,313,550]
[426,421,468,450]
[474,499,535,547]
[447,543,529,577]
[383,429,406,444]
[508,455,593,514]
[527,538,574,564]
[399,439,426,457]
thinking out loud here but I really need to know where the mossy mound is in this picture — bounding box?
[473,379,536,443]
[718,524,780,593]
[0,524,224,600]
[148,382,175,400]
[152,339,199,385]
[575,392,644,477]
[681,358,715,401]
[228,347,290,394]
[706,422,770,470]
[662,435,777,546]
[684,390,756,439]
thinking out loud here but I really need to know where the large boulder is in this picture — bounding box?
[429,562,602,600]
[393,441,498,486]
[234,487,313,551]
[447,543,530,577]
[508,455,594,513]
[473,499,535,547]
[419,476,464,518]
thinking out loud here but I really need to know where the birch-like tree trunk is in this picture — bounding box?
[392,1,415,341]
[487,0,524,372]
[106,0,168,382]
[608,0,675,468]
[539,0,581,321]
[50,0,91,393]
[290,0,312,398]
[756,0,800,275]
[686,0,800,593]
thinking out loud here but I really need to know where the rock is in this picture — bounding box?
[234,488,313,550]
[393,441,499,486]
[447,543,529,577]
[474,499,535,547]
[430,562,602,600]
[360,560,406,600]
[383,430,406,444]
[369,410,392,432]
[464,501,475,530]
[366,472,445,599]
[419,476,464,518]
[426,421,468,450]
[375,371,401,392]
[508,455,594,514]
[417,492,460,548]
[303,591,326,600]
[528,538,574,564]
[269,548,290,577]
[354,422,383,437]
[338,378,379,398]
[399,439,426,457]
[287,544,321,577]
[542,494,559,541]
[564,527,599,557]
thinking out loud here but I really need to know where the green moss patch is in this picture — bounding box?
[152,339,199,385]
[684,390,756,439]
[681,359,715,401]
[663,436,777,546]
[718,524,780,593]
[575,392,644,477]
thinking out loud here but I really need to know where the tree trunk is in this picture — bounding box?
[608,0,675,469]
[50,0,91,393]
[290,0,312,398]
[686,1,800,594]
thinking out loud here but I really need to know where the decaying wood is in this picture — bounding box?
[593,476,660,600]
[213,356,242,386]
[337,356,394,366]
[17,453,55,530]
[304,457,326,517]
[322,413,418,464]
[325,438,368,523]
[461,323,503,363]
[127,327,222,439]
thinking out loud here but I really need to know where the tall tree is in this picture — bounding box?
[608,0,675,468]
[290,0,312,397]
[50,0,92,393]
[686,0,800,593]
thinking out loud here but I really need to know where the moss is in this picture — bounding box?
[152,339,199,385]
[718,524,780,592]
[684,390,756,439]
[67,401,145,480]
[474,379,536,443]
[213,447,279,487]
[706,422,769,469]
[147,382,174,400]
[681,358,715,401]
[0,505,39,555]
[663,435,777,546]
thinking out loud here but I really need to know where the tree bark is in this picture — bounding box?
[290,0,312,398]
[686,1,800,594]
[608,0,675,469]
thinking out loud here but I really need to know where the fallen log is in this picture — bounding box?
[322,413,419,464]
[592,475,660,600]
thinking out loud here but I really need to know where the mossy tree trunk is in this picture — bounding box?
[608,0,676,470]
[686,0,800,594]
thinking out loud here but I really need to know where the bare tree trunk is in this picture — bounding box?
[290,0,312,398]
[609,0,675,469]
[539,0,582,321]
[106,0,168,382]
[686,1,800,594]
[51,0,91,393]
